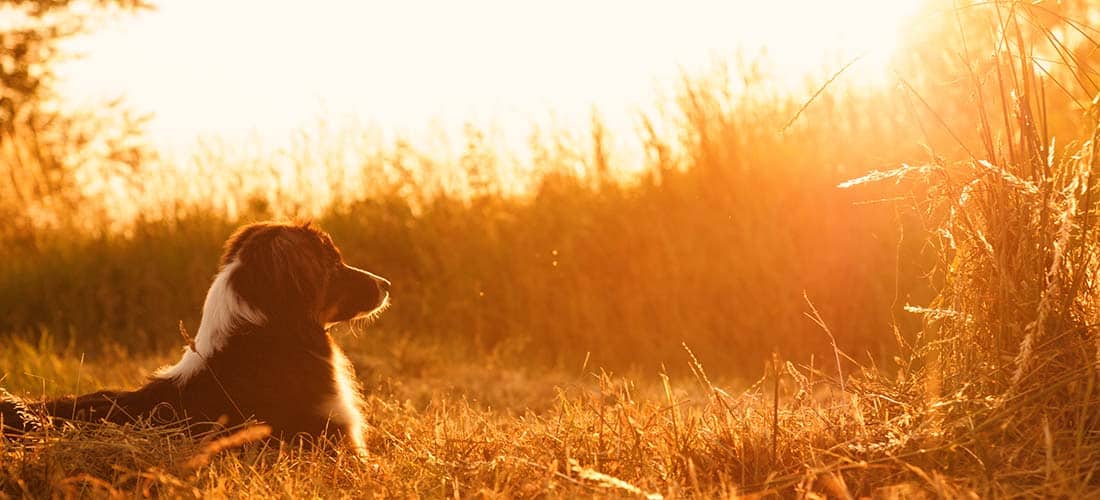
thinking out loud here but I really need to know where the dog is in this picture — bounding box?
[1,221,389,451]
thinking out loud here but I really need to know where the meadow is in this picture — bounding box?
[3,1,1100,497]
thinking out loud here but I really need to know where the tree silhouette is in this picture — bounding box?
[1,0,151,237]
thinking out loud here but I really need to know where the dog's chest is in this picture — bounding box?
[321,346,362,425]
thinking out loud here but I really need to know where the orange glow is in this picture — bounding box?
[56,0,923,155]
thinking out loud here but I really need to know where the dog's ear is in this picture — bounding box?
[228,226,327,321]
[221,223,270,266]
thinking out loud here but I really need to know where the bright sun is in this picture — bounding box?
[57,0,923,154]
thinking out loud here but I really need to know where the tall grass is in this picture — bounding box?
[840,1,1100,493]
[0,64,934,375]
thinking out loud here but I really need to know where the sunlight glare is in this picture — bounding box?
[56,0,923,155]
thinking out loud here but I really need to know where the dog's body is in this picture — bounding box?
[1,222,389,450]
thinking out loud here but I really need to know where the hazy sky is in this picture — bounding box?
[56,0,920,154]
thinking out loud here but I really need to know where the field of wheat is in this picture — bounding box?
[3,1,1100,497]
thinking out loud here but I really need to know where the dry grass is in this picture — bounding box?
[4,327,1089,498]
[0,341,1003,498]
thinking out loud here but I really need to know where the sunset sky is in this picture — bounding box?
[57,0,922,155]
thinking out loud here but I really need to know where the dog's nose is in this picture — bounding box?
[376,277,391,294]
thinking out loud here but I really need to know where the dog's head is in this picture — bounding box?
[221,222,390,326]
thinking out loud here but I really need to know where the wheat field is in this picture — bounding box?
[3,1,1100,497]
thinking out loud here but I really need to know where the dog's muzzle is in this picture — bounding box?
[325,265,390,323]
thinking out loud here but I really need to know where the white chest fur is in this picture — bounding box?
[156,259,265,384]
[324,344,367,451]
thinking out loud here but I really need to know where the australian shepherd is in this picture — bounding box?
[1,222,389,451]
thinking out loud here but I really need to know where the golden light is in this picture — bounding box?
[57,0,924,157]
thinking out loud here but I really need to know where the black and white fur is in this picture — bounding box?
[1,222,389,451]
